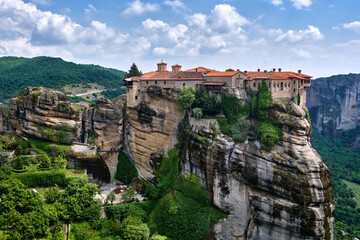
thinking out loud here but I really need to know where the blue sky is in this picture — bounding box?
[1,0,360,77]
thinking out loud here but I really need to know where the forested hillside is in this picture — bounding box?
[0,56,126,103]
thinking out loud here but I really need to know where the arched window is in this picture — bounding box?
[155,80,157,84]
[146,81,148,84]
[273,83,276,88]
[183,83,185,87]
[164,81,166,85]
[253,83,256,88]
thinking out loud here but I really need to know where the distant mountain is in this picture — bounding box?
[0,56,126,103]
[306,73,360,150]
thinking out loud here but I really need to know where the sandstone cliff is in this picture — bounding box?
[8,87,123,179]
[306,74,360,149]
[124,87,335,239]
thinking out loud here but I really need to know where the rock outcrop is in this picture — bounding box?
[306,74,360,148]
[180,99,335,239]
[8,87,123,179]
[0,103,12,133]
[123,87,184,179]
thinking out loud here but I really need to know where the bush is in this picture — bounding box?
[53,155,67,169]
[230,118,249,143]
[192,108,203,119]
[121,216,150,240]
[44,185,62,203]
[192,85,221,116]
[178,87,195,111]
[257,122,283,148]
[174,174,209,206]
[37,153,51,169]
[252,81,273,122]
[105,203,148,222]
[115,149,138,184]
[221,92,249,123]
[12,169,68,187]
[15,145,24,155]
[12,155,26,170]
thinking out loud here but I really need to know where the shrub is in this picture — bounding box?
[192,85,221,116]
[53,155,67,169]
[192,108,203,119]
[105,203,148,222]
[37,153,51,169]
[230,118,249,143]
[174,174,209,206]
[178,87,195,111]
[106,191,116,205]
[297,92,301,105]
[44,185,62,203]
[12,169,68,187]
[0,147,10,167]
[257,122,283,149]
[304,109,311,124]
[221,92,249,123]
[12,156,26,170]
[254,81,273,122]
[115,149,138,184]
[121,216,150,240]
[15,145,24,155]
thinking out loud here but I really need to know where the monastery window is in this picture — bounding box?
[294,81,296,84]
[164,81,166,85]
[183,83,185,87]
[273,83,276,88]
[135,96,138,100]
[281,82,283,91]
[253,83,256,88]
[146,81,148,84]
[155,80,157,84]
[277,83,279,88]
[294,89,296,92]
[268,83,271,88]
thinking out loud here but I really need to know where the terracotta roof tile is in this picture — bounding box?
[245,71,312,80]
[200,82,226,86]
[185,67,216,72]
[139,71,204,81]
[205,71,240,77]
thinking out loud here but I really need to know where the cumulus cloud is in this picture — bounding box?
[84,4,98,16]
[30,0,52,6]
[122,0,160,17]
[290,0,312,9]
[164,0,188,14]
[292,48,311,58]
[275,25,323,43]
[343,21,360,34]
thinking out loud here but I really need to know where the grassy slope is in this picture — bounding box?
[0,56,126,103]
[343,180,360,207]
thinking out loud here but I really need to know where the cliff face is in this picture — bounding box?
[306,74,360,147]
[8,87,123,179]
[124,86,335,239]
[181,99,335,240]
[123,86,185,179]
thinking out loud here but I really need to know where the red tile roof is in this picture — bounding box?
[245,71,312,80]
[185,67,216,73]
[205,71,240,77]
[200,82,226,86]
[139,71,204,81]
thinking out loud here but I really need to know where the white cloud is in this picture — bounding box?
[122,0,160,17]
[30,0,51,6]
[164,0,188,14]
[269,0,283,6]
[275,25,323,43]
[290,0,312,9]
[84,4,98,16]
[343,21,360,34]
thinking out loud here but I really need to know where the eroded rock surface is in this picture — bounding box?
[181,99,335,240]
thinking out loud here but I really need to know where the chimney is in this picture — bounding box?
[273,68,276,72]
[298,70,302,74]
[244,70,248,74]
[278,68,282,72]
[264,70,267,73]
[172,64,182,73]
[157,62,167,72]
[237,69,240,71]
[257,69,260,72]
[226,68,234,72]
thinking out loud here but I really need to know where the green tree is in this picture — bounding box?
[121,216,150,240]
[53,155,67,169]
[12,156,25,170]
[178,87,195,111]
[297,92,301,105]
[255,80,273,122]
[257,122,283,148]
[44,185,62,203]
[126,63,142,78]
[61,178,100,222]
[150,234,168,240]
[107,191,117,205]
[37,153,51,169]
[115,149,138,185]
[192,85,221,116]
[0,147,10,167]
[221,92,250,123]
[192,108,203,119]
[88,135,96,146]
[15,145,24,156]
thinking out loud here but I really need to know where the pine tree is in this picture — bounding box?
[126,63,142,78]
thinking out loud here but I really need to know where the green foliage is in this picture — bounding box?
[178,87,196,111]
[15,145,24,155]
[174,174,209,205]
[192,107,203,119]
[146,150,180,199]
[12,156,26,170]
[28,138,70,158]
[121,216,150,240]
[12,169,68,187]
[115,149,138,184]
[252,80,273,122]
[89,135,97,146]
[70,222,100,240]
[297,92,301,105]
[311,130,360,238]
[304,109,311,124]
[106,191,116,205]
[221,92,250,123]
[150,234,168,240]
[44,185,62,203]
[229,118,249,143]
[0,179,59,240]
[53,155,67,169]
[126,63,142,78]
[62,178,100,222]
[257,122,283,149]
[37,153,51,169]
[192,85,221,116]
[105,202,155,222]
[2,133,24,150]
[0,56,126,102]
[102,88,126,100]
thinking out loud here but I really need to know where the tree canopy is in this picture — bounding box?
[126,63,142,78]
